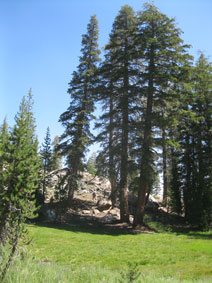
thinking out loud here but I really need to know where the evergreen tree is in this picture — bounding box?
[86,152,97,176]
[59,15,100,206]
[95,51,121,208]
[0,91,40,280]
[171,53,212,227]
[51,135,62,170]
[98,5,137,222]
[0,118,10,244]
[40,126,52,201]
[134,3,191,226]
[191,53,212,227]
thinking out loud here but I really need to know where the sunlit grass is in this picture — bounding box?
[4,223,212,282]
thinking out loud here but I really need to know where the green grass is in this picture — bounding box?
[4,222,212,282]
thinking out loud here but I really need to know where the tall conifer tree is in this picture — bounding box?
[171,53,212,227]
[59,15,100,206]
[97,5,137,221]
[134,3,191,226]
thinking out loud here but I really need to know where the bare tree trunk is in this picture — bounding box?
[0,216,21,282]
[184,133,191,220]
[120,98,129,222]
[134,43,154,227]
[0,213,8,245]
[109,92,117,208]
[162,127,168,206]
[119,38,129,223]
[67,171,77,207]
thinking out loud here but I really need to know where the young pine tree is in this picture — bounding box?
[0,91,40,280]
[40,126,52,202]
[0,118,10,244]
[86,152,97,176]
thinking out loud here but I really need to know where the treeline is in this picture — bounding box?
[59,3,212,228]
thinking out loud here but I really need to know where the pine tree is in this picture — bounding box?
[7,91,40,223]
[40,126,52,201]
[95,51,121,208]
[0,118,10,244]
[59,15,100,206]
[51,135,62,171]
[86,152,97,176]
[0,91,40,280]
[98,5,137,222]
[191,53,212,227]
[174,53,212,227]
[134,3,191,226]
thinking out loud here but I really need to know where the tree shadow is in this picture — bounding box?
[34,197,156,236]
[33,216,136,236]
[186,232,212,240]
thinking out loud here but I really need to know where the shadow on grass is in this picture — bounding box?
[33,215,136,237]
[187,233,212,240]
[159,224,212,240]
[33,198,157,236]
[34,198,211,238]
[144,211,212,239]
[33,219,212,240]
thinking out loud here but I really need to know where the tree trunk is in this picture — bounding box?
[119,38,129,223]
[134,43,154,227]
[120,93,129,222]
[0,216,21,282]
[184,133,191,220]
[162,127,168,206]
[109,92,117,208]
[0,212,8,245]
[67,170,78,207]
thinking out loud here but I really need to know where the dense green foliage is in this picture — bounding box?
[169,53,212,227]
[59,15,100,206]
[0,91,41,280]
[57,3,212,228]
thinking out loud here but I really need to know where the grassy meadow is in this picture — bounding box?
[3,222,212,282]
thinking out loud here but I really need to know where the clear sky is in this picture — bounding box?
[1,0,212,156]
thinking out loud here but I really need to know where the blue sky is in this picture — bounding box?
[1,0,212,156]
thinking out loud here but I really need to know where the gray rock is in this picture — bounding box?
[97,200,112,212]
[46,209,56,221]
[108,208,120,218]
